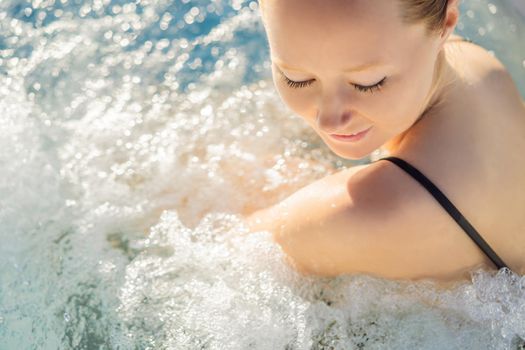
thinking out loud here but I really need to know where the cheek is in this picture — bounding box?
[375,60,437,129]
[402,49,441,107]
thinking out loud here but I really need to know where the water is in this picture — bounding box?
[0,0,524,349]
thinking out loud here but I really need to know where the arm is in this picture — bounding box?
[245,161,487,280]
[245,164,369,274]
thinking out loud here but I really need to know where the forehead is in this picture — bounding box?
[262,0,422,69]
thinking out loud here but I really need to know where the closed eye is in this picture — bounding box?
[278,70,386,94]
[280,74,315,89]
[353,77,387,93]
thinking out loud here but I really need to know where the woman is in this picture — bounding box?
[246,0,525,280]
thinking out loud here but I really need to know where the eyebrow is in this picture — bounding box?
[272,57,383,73]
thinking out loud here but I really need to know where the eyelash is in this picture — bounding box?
[280,73,387,93]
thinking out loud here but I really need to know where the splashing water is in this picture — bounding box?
[0,0,524,349]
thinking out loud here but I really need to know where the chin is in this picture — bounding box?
[328,144,373,160]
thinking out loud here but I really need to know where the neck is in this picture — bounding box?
[420,49,458,120]
[380,49,459,155]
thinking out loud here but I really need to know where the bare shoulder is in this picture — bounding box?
[446,34,525,117]
[447,34,505,71]
[246,160,491,280]
[447,35,522,98]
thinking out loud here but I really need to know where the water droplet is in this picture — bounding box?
[112,5,121,14]
[200,105,213,117]
[120,38,130,47]
[190,7,200,16]
[232,0,243,11]
[184,11,195,25]
[79,4,91,17]
[189,58,202,70]
[179,39,189,49]
[37,11,46,22]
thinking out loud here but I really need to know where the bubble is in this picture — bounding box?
[119,38,130,47]
[184,14,194,25]
[111,5,121,14]
[232,0,243,11]
[190,7,200,17]
[79,4,91,17]
[155,38,170,50]
[160,12,172,31]
[189,58,202,70]
[200,105,213,117]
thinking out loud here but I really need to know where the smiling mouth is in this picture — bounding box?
[329,126,372,142]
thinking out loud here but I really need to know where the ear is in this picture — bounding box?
[439,0,460,45]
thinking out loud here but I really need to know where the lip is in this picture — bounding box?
[329,126,372,142]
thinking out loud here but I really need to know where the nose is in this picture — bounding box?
[316,89,353,134]
[316,110,352,134]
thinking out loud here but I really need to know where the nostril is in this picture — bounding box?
[341,111,351,124]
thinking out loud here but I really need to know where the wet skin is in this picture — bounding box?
[247,0,525,280]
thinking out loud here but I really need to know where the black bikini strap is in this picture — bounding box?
[378,156,508,270]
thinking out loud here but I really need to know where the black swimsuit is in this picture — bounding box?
[377,156,508,270]
[373,36,510,271]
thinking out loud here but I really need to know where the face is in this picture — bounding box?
[260,0,446,159]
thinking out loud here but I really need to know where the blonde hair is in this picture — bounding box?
[258,0,451,34]
[398,0,450,34]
